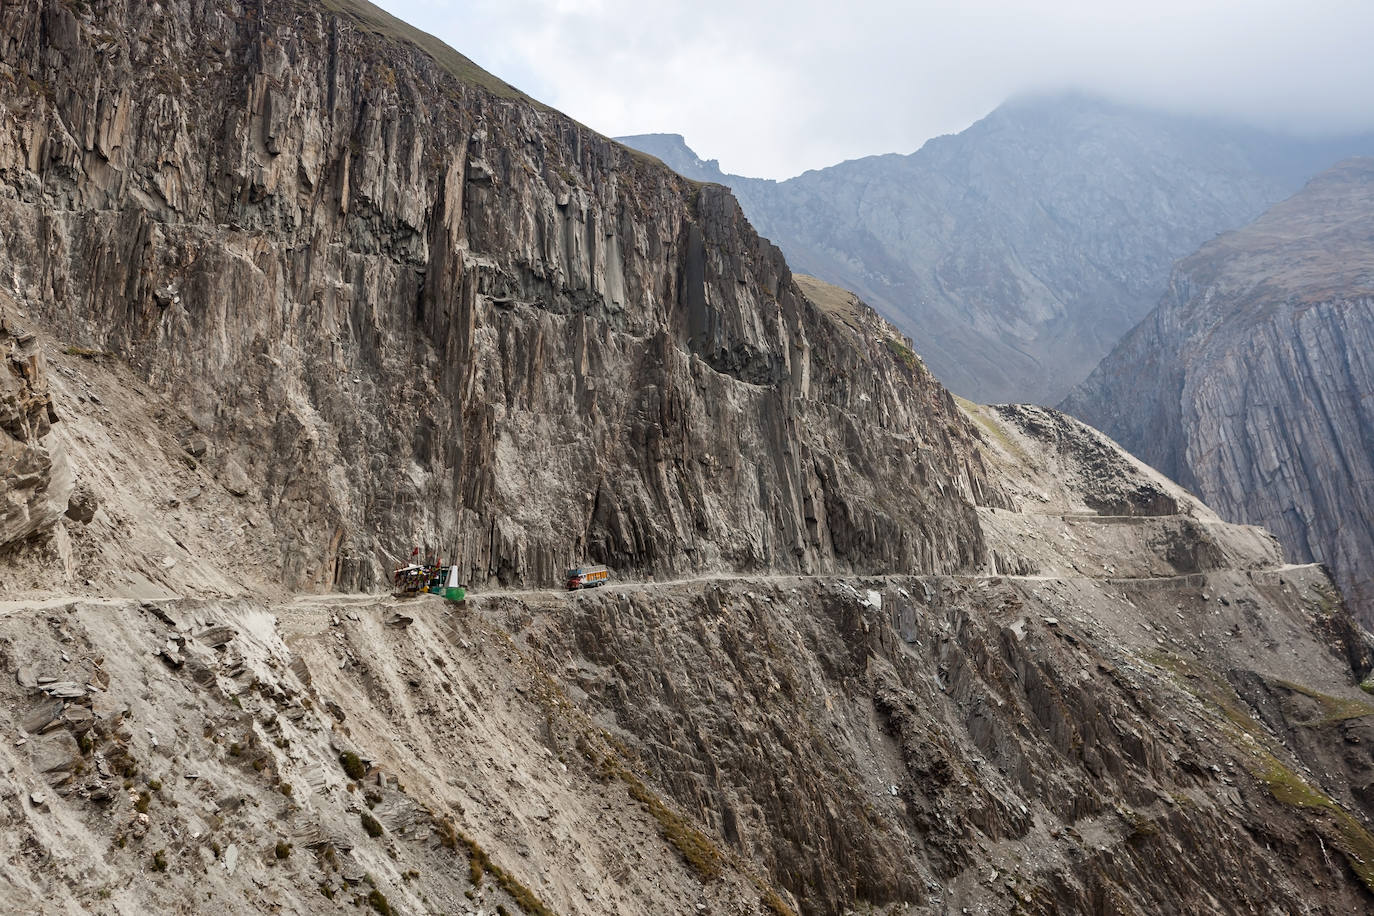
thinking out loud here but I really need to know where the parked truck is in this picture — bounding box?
[565,565,610,590]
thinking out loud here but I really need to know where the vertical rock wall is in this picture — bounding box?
[0,298,71,547]
[1064,160,1374,623]
[0,0,994,590]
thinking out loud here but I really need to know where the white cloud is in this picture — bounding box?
[375,0,1374,178]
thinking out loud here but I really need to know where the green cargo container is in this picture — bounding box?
[442,566,465,602]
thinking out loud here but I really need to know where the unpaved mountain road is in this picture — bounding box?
[0,562,1323,620]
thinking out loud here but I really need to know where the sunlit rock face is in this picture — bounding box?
[0,0,995,592]
[0,3,1372,916]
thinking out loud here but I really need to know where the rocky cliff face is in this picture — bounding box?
[0,296,70,548]
[4,349,1374,914]
[1,3,1374,916]
[620,100,1374,403]
[1064,158,1374,625]
[0,0,997,594]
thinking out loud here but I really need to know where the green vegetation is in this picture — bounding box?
[366,888,393,915]
[467,845,484,886]
[956,394,1030,463]
[150,849,167,872]
[758,885,798,916]
[575,734,725,882]
[339,751,366,780]
[1146,651,1374,892]
[510,628,797,909]
[61,345,107,359]
[360,811,384,838]
[1253,752,1374,891]
[1275,679,1374,725]
[436,817,459,851]
[274,840,292,859]
[1305,582,1343,618]
[883,336,919,371]
[435,817,555,915]
[623,772,723,880]
[134,792,151,814]
[794,274,868,335]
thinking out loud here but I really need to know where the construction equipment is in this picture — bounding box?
[565,564,610,590]
[393,561,466,601]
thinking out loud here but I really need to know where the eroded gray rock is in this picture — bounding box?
[0,312,72,547]
[1065,159,1374,625]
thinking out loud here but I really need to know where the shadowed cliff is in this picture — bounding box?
[0,3,1372,915]
[1064,158,1374,625]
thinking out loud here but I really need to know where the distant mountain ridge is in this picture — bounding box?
[614,133,734,185]
[619,97,1374,402]
[1063,158,1374,624]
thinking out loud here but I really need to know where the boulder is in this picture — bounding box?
[29,732,82,775]
[219,456,251,498]
[64,481,98,525]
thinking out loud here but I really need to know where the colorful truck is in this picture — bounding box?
[565,565,610,590]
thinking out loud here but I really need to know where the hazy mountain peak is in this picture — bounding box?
[621,97,1374,403]
[614,132,729,183]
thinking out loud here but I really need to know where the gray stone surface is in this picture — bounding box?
[1064,158,1374,624]
[0,0,999,594]
[0,311,71,547]
[621,102,1374,404]
[0,2,1370,915]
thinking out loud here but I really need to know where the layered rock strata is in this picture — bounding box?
[620,103,1374,404]
[0,0,994,593]
[1,384,1372,914]
[1064,159,1374,625]
[0,2,1371,915]
[0,294,71,548]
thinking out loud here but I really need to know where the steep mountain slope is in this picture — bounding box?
[1064,158,1374,626]
[620,100,1374,403]
[1,2,1373,915]
[5,323,1374,915]
[0,0,997,595]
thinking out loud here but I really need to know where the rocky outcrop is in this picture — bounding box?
[0,298,71,548]
[620,100,1374,403]
[0,0,995,593]
[3,394,1373,915]
[0,2,1372,915]
[1064,159,1374,625]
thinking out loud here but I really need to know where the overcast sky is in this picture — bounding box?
[375,0,1374,179]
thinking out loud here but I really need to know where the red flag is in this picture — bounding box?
[411,547,419,557]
